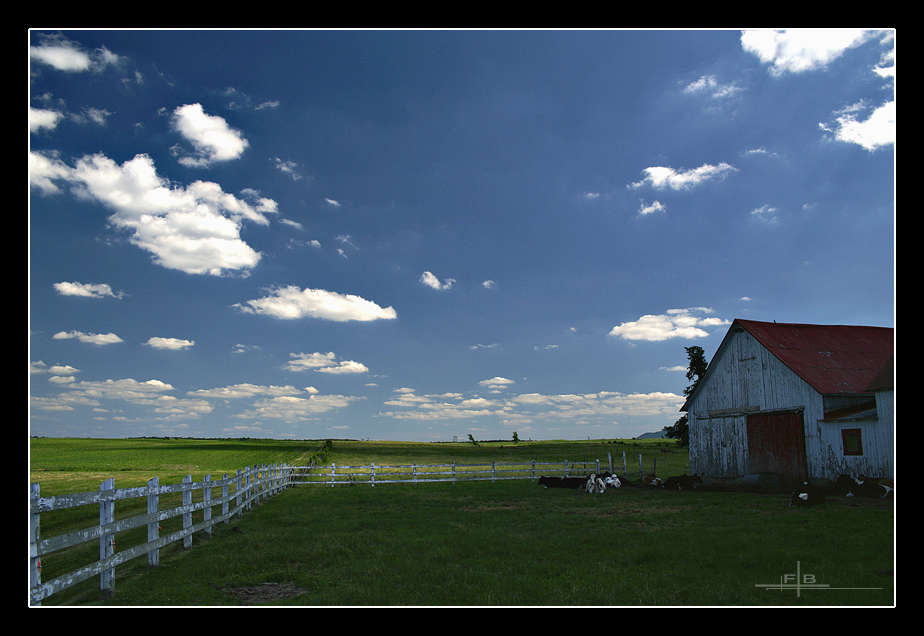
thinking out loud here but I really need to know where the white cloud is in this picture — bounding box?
[317,360,370,374]
[145,337,195,350]
[750,204,780,224]
[235,286,397,321]
[189,384,305,399]
[29,150,71,194]
[30,151,272,276]
[638,200,666,216]
[629,163,736,191]
[273,157,303,180]
[53,330,124,345]
[682,75,742,99]
[66,378,174,400]
[820,100,895,151]
[235,394,363,421]
[285,352,369,374]
[609,308,729,341]
[30,107,63,133]
[30,40,92,71]
[741,29,875,76]
[421,271,455,290]
[479,377,516,389]
[171,103,249,167]
[53,281,125,299]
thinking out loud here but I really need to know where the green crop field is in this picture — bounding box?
[29,437,894,607]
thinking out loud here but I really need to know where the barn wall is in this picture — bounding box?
[815,418,893,479]
[688,328,825,480]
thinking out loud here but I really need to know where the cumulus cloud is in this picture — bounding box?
[53,281,125,299]
[170,103,249,167]
[144,337,195,350]
[629,163,737,191]
[479,377,516,389]
[29,151,273,276]
[29,36,120,73]
[820,100,895,151]
[741,29,876,76]
[235,286,397,321]
[53,330,124,345]
[188,384,307,399]
[284,352,369,374]
[235,394,363,421]
[30,107,64,133]
[609,308,729,341]
[421,271,455,290]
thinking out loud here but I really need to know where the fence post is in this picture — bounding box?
[147,476,160,567]
[638,454,643,477]
[596,459,600,474]
[235,469,243,518]
[203,474,213,539]
[182,475,193,549]
[622,451,627,475]
[331,463,336,488]
[222,473,230,525]
[30,483,41,606]
[531,460,536,479]
[413,463,418,485]
[453,461,457,485]
[99,477,115,597]
[371,463,376,487]
[492,461,496,483]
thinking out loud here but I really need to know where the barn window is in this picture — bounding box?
[842,428,863,456]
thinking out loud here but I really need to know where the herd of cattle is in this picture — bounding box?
[536,471,895,506]
[537,471,703,493]
[790,474,895,506]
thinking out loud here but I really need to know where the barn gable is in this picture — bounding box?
[683,319,894,484]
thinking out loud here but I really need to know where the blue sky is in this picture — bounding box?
[29,29,895,442]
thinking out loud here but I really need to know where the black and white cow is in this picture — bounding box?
[585,474,607,494]
[662,474,703,491]
[835,474,894,499]
[790,481,826,507]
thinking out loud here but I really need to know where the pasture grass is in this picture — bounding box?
[30,437,894,606]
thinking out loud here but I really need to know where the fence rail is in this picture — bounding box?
[29,463,289,606]
[290,451,649,487]
[30,451,654,605]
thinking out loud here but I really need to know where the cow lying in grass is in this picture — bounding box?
[835,475,894,499]
[790,481,825,507]
[586,474,607,494]
[537,475,587,489]
[662,474,703,491]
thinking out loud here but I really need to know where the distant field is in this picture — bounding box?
[29,437,688,495]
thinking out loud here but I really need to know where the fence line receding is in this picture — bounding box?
[30,451,653,605]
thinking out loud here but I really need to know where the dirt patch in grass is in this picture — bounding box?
[219,582,309,605]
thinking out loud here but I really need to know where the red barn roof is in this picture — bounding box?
[735,319,894,395]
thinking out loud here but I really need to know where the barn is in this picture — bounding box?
[681,319,894,486]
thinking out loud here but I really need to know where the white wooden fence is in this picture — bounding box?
[30,451,654,605]
[290,452,650,487]
[29,464,289,606]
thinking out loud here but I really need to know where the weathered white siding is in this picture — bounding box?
[688,327,893,482]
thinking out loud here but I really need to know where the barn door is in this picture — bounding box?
[746,411,807,485]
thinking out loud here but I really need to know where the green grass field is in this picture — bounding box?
[29,437,895,606]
